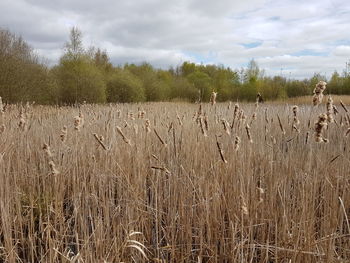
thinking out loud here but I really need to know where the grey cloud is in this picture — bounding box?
[0,0,350,78]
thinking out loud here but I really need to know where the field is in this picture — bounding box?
[0,99,350,262]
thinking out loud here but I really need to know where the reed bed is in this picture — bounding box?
[0,101,349,262]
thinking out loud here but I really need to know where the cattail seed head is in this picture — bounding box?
[234,136,240,151]
[312,81,327,106]
[292,105,300,125]
[19,112,26,131]
[326,96,334,123]
[43,143,53,158]
[314,113,328,142]
[48,161,59,175]
[0,124,5,133]
[74,116,82,131]
[60,125,68,142]
[0,97,3,114]
[245,123,253,143]
[199,117,207,137]
[210,91,217,105]
[221,119,230,135]
[145,119,151,133]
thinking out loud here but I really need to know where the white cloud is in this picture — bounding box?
[0,0,349,79]
[332,45,350,57]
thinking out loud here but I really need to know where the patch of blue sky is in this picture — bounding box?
[333,39,350,46]
[183,51,217,64]
[241,41,263,49]
[291,49,329,57]
[268,16,280,21]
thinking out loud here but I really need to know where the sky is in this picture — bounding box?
[1,0,350,79]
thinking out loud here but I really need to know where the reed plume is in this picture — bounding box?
[326,96,334,123]
[74,115,82,131]
[145,119,151,133]
[292,106,300,125]
[221,119,230,135]
[19,112,26,131]
[230,103,239,128]
[48,161,60,175]
[42,143,53,158]
[312,81,327,106]
[60,125,67,142]
[246,123,253,143]
[234,136,240,151]
[0,96,3,114]
[210,91,217,105]
[314,114,328,142]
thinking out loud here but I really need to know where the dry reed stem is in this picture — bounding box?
[277,114,286,135]
[93,133,108,150]
[333,105,339,115]
[340,100,348,113]
[221,119,230,135]
[151,166,171,174]
[199,117,207,137]
[345,128,350,137]
[154,129,167,147]
[215,135,227,163]
[176,113,183,126]
[265,108,269,124]
[116,126,131,145]
[203,114,209,131]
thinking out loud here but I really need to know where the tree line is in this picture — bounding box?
[1,27,350,104]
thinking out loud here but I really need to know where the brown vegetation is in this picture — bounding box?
[0,101,349,262]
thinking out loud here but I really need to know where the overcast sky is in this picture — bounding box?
[1,0,350,79]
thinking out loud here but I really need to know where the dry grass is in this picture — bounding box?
[275,95,350,105]
[0,101,349,262]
